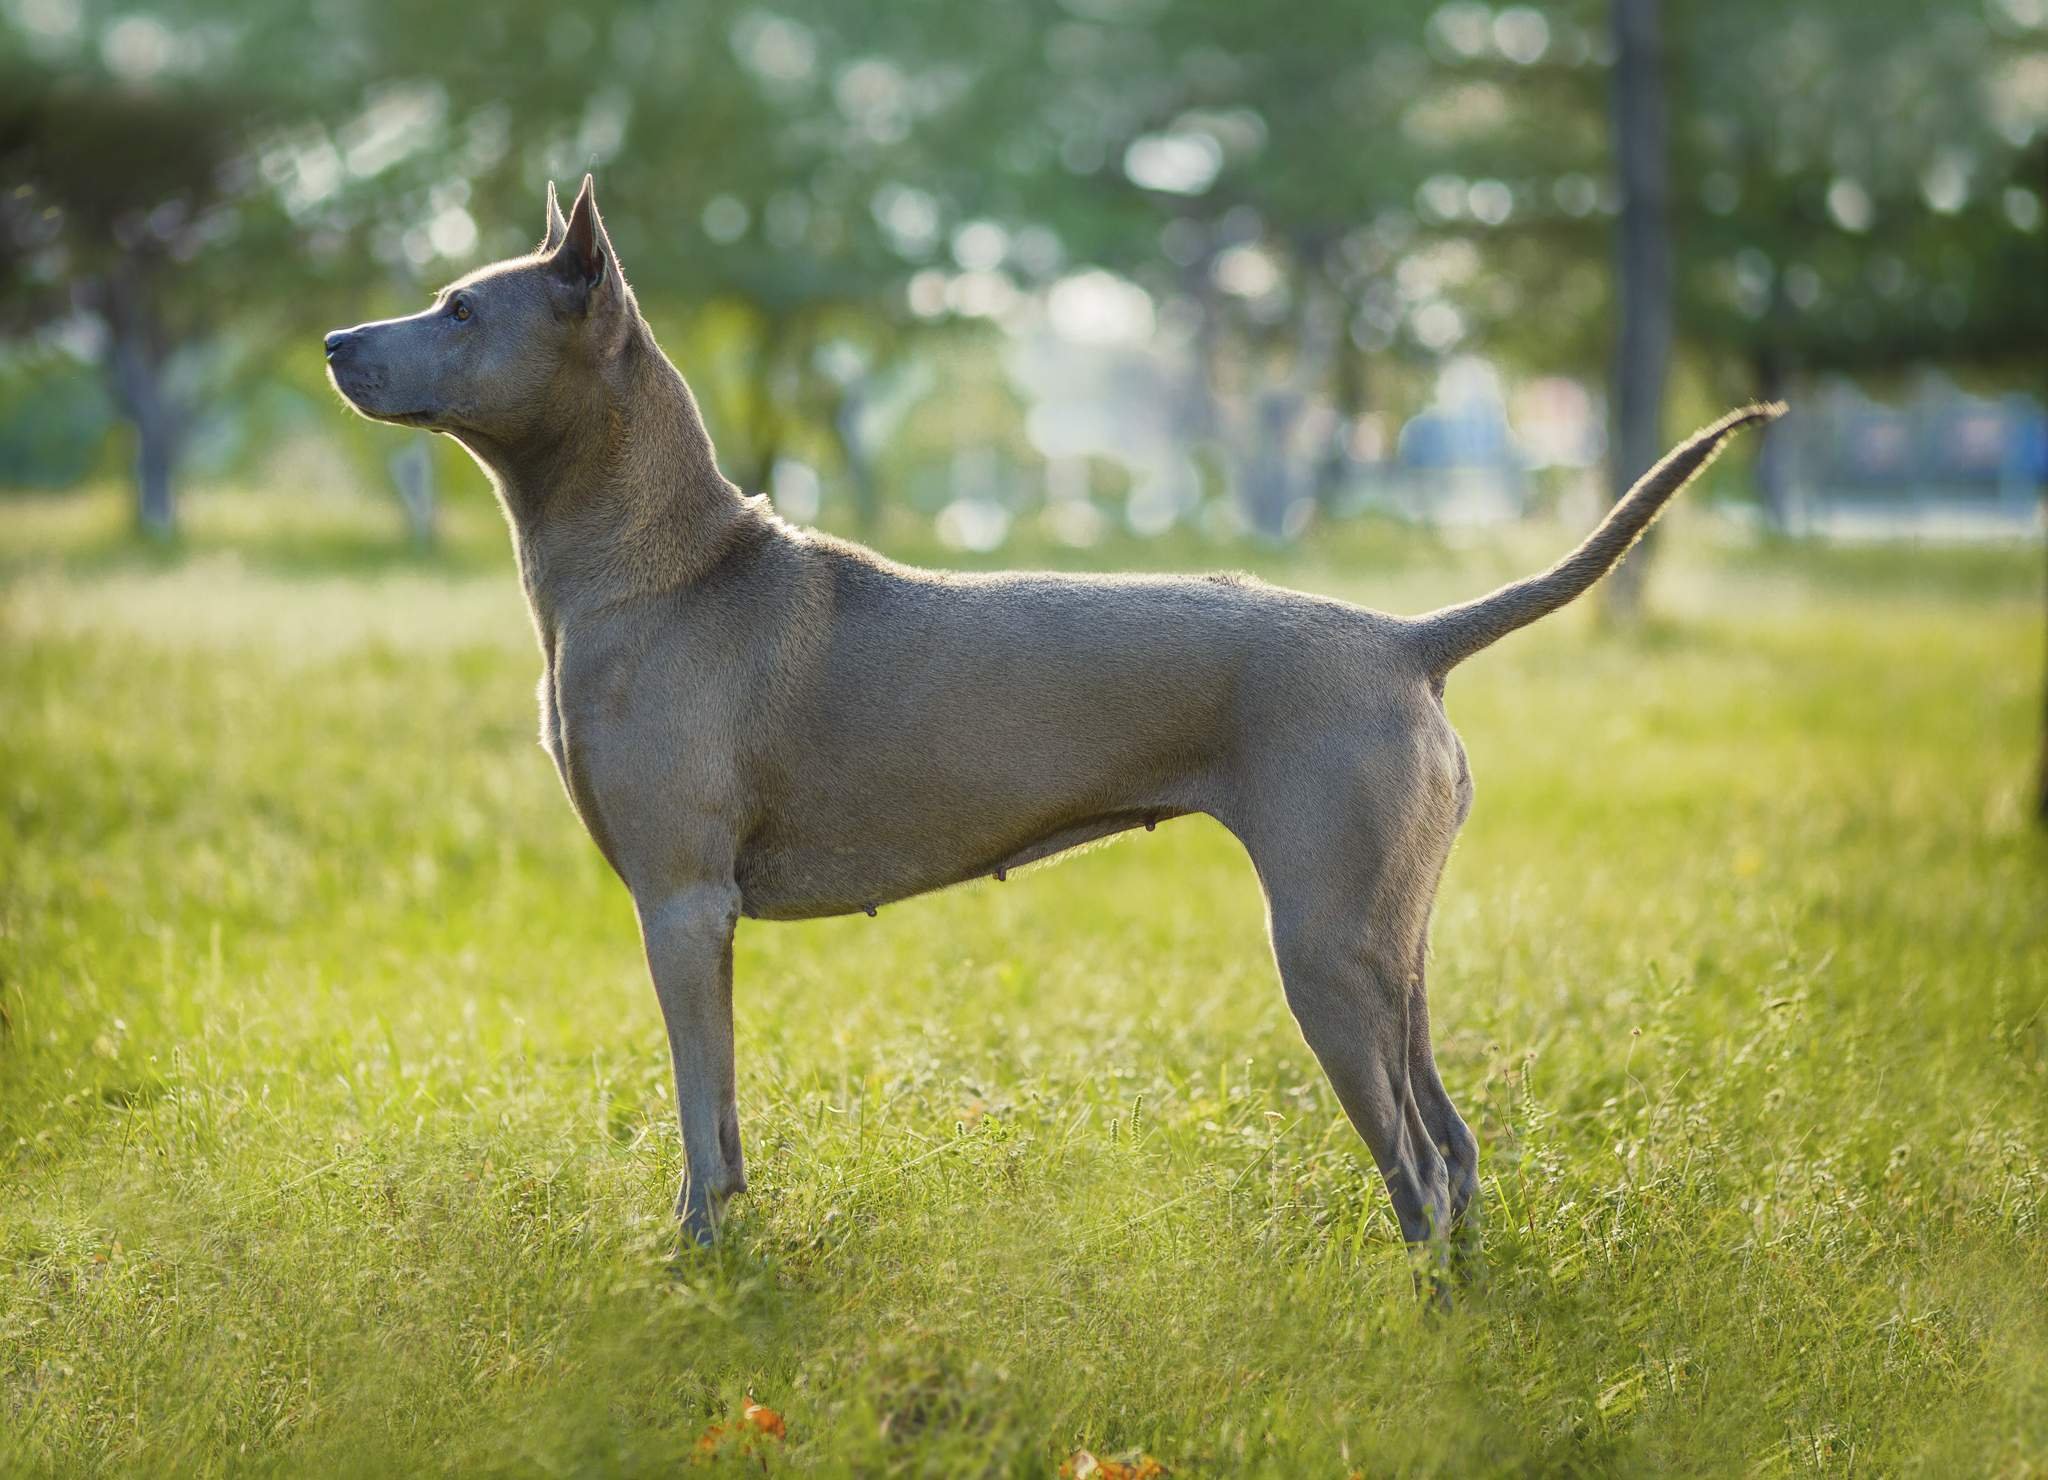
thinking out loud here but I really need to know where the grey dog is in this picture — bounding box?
[326,175,1778,1252]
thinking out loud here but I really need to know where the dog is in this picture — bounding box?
[326,175,1779,1251]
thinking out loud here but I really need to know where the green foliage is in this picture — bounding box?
[2,492,2043,1474]
[0,349,110,488]
[7,0,2043,522]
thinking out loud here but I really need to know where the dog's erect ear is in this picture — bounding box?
[542,180,569,252]
[549,174,618,308]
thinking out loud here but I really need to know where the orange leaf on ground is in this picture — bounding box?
[743,1399,787,1439]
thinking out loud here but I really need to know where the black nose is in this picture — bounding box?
[323,329,353,358]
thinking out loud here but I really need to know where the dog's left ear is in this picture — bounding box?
[542,180,569,253]
[549,174,621,311]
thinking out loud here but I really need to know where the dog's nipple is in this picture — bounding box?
[863,903,878,918]
[994,867,1007,883]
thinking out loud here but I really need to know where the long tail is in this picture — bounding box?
[1405,402,1785,675]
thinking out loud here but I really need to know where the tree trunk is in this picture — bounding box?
[132,396,178,538]
[1233,275,1342,539]
[1753,350,1792,531]
[389,433,438,549]
[1315,336,1366,513]
[832,387,880,534]
[744,313,789,498]
[1239,389,1309,539]
[100,267,182,539]
[1605,0,1673,617]
[2037,514,2048,825]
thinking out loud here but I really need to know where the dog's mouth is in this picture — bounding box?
[328,370,439,429]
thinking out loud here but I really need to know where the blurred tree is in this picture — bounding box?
[1662,0,2047,815]
[905,0,1443,535]
[1677,0,2048,502]
[0,77,260,534]
[0,0,400,535]
[387,433,437,549]
[1604,0,1671,617]
[3,0,2041,569]
[289,0,971,524]
[1427,0,2045,582]
[0,348,110,487]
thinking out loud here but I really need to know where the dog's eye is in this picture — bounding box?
[451,298,471,322]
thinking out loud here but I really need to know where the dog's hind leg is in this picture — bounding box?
[1233,716,1470,1257]
[1271,913,1452,1248]
[1248,825,1454,1250]
[636,881,748,1242]
[1409,735,1480,1230]
[1405,935,1479,1228]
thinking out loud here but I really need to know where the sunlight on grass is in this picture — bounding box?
[2,499,2043,1474]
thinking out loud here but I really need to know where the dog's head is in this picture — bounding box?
[325,175,634,444]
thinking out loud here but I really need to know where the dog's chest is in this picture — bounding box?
[537,667,568,781]
[535,658,631,874]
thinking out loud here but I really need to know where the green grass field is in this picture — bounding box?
[3,487,2045,1476]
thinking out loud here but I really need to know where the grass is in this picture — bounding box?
[2,483,2045,1476]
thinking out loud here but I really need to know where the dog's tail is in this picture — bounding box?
[1404,402,1785,676]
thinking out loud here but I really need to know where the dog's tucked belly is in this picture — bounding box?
[733,805,1191,920]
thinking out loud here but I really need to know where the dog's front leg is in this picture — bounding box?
[635,882,745,1242]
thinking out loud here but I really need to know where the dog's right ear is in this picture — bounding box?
[542,180,569,253]
[547,173,622,315]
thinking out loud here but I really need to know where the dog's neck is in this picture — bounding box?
[464,322,760,635]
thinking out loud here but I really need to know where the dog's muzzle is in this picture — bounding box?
[323,329,386,411]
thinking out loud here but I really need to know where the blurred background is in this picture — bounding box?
[3,11,2047,1465]
[2,0,2045,793]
